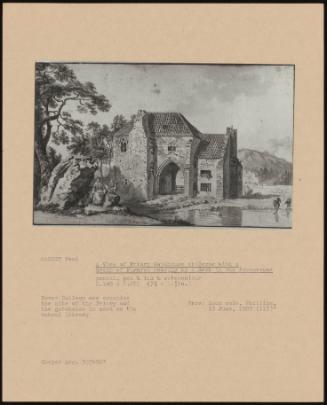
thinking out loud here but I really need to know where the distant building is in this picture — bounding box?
[108,110,242,201]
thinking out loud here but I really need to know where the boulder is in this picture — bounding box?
[39,158,97,210]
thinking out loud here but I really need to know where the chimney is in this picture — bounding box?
[227,126,237,158]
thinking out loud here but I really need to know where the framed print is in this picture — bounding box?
[2,3,324,403]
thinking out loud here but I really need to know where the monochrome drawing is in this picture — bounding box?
[34,63,294,227]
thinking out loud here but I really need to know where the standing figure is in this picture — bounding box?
[273,197,281,211]
[285,198,292,209]
[91,178,107,206]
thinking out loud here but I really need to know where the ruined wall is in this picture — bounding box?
[142,114,156,200]
[110,113,149,202]
[111,133,131,183]
[127,113,149,200]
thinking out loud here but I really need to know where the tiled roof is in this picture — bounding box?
[112,114,225,162]
[146,112,202,138]
[198,134,228,159]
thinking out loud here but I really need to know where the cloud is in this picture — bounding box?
[151,83,161,95]
[68,64,294,162]
[268,136,293,158]
[173,66,280,121]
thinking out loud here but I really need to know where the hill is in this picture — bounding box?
[238,149,292,185]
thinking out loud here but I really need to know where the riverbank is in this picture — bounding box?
[127,185,292,227]
[34,185,292,227]
[34,209,162,225]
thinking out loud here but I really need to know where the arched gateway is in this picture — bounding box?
[110,110,242,202]
[158,161,184,195]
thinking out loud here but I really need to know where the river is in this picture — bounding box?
[129,205,292,228]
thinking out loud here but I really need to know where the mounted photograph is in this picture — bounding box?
[34,63,294,227]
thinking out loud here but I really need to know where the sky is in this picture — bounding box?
[66,63,294,161]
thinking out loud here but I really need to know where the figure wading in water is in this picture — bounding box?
[285,198,292,209]
[273,197,281,212]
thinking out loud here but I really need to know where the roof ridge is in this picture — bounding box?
[198,132,229,159]
[203,133,226,136]
[146,111,180,114]
[178,114,202,139]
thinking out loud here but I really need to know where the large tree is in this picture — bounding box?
[110,114,127,133]
[34,63,111,203]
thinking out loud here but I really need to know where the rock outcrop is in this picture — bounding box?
[39,157,97,210]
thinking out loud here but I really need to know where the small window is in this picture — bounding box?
[200,170,212,179]
[120,141,127,152]
[200,183,211,192]
[168,145,176,152]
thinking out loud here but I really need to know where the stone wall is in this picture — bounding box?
[108,113,242,202]
[128,112,149,200]
[110,112,149,202]
[154,135,195,197]
[227,127,237,159]
[223,128,243,198]
[237,161,243,196]
[189,136,203,197]
[223,138,231,198]
[215,158,224,200]
[229,159,239,198]
[197,158,224,200]
[197,159,217,196]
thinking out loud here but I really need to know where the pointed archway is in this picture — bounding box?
[155,160,185,196]
[158,161,182,195]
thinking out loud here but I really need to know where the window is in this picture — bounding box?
[200,183,212,192]
[120,141,127,152]
[168,145,176,152]
[200,170,212,179]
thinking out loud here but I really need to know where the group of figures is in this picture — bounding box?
[271,197,292,224]
[273,197,292,211]
[89,178,120,208]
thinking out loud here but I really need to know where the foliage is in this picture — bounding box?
[67,133,92,156]
[35,63,111,126]
[67,122,112,159]
[87,122,112,160]
[34,63,111,203]
[47,146,62,172]
[110,114,127,133]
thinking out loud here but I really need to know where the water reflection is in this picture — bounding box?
[221,206,242,227]
[274,210,279,223]
[129,205,292,228]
